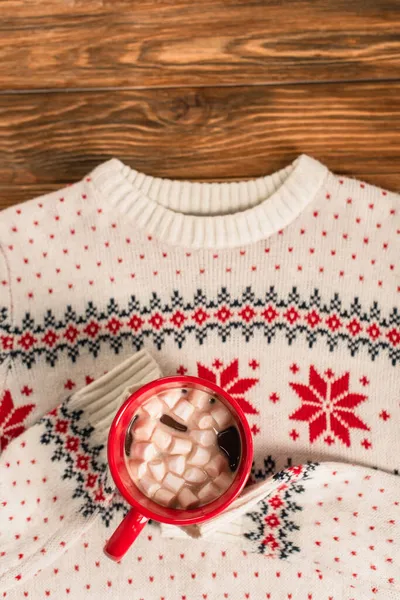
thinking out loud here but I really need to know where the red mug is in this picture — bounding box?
[104,375,253,561]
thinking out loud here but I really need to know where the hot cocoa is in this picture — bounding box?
[125,385,241,509]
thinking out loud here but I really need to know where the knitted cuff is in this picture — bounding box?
[69,349,162,442]
[161,476,273,539]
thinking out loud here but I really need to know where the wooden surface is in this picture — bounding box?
[0,0,399,210]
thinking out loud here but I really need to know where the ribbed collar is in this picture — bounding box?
[91,155,328,249]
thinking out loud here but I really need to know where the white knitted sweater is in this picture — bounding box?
[0,155,399,599]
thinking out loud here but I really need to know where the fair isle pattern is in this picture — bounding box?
[40,402,118,526]
[244,463,318,558]
[1,286,399,369]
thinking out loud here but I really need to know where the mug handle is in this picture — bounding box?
[104,508,149,561]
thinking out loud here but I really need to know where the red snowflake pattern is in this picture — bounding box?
[0,390,35,451]
[197,359,259,415]
[289,366,369,447]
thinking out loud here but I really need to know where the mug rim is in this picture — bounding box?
[108,375,254,525]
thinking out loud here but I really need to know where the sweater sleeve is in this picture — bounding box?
[0,350,162,592]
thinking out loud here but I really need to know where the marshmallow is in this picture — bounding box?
[143,396,164,418]
[163,472,185,493]
[184,466,207,484]
[178,487,198,509]
[210,404,231,428]
[128,460,147,480]
[149,460,166,482]
[204,453,227,478]
[190,389,211,410]
[214,471,232,491]
[169,437,192,455]
[167,455,186,476]
[152,427,172,451]
[188,446,211,467]
[198,481,220,504]
[197,414,215,429]
[161,389,182,409]
[173,400,195,422]
[192,429,216,447]
[133,418,156,441]
[130,441,158,461]
[154,488,176,507]
[140,474,161,498]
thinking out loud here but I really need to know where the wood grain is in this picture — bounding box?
[1,1,399,211]
[0,0,400,90]
[0,81,399,209]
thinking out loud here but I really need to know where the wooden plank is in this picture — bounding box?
[0,0,399,90]
[2,169,399,211]
[0,81,399,195]
[0,185,60,211]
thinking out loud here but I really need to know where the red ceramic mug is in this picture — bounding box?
[104,375,253,561]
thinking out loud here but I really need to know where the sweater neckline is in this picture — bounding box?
[91,154,328,249]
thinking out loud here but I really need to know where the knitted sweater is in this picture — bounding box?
[0,155,399,600]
